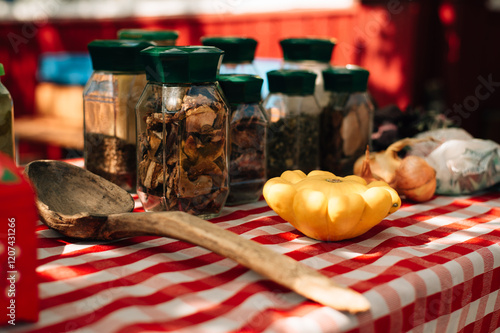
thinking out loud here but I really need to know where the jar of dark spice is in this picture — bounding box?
[118,29,179,46]
[264,70,319,178]
[320,65,374,176]
[136,46,229,218]
[0,63,14,161]
[201,37,258,75]
[84,40,154,192]
[280,38,336,108]
[218,74,267,205]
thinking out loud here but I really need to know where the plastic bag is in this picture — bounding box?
[409,128,473,158]
[425,139,500,195]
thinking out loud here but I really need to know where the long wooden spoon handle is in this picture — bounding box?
[102,211,370,313]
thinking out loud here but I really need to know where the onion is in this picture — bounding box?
[353,138,437,202]
[394,155,436,202]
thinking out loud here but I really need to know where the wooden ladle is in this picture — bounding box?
[24,160,370,313]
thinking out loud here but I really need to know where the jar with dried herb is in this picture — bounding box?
[320,65,374,176]
[84,40,154,192]
[201,37,258,75]
[218,74,267,205]
[280,38,336,108]
[264,69,320,178]
[0,63,14,161]
[117,29,179,46]
[136,46,229,218]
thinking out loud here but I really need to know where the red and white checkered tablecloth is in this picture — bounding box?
[8,188,500,333]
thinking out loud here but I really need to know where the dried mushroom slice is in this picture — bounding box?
[231,123,266,150]
[182,93,213,111]
[186,159,223,185]
[138,158,151,184]
[183,135,200,161]
[186,105,217,133]
[138,132,151,158]
[183,129,225,162]
[147,132,163,160]
[146,112,162,128]
[178,169,213,198]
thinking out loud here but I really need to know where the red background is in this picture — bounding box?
[0,1,499,144]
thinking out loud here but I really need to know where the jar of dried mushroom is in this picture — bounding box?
[136,46,229,218]
[218,74,267,205]
[84,40,154,192]
[280,38,336,108]
[117,29,179,46]
[0,63,15,161]
[320,65,374,176]
[264,69,319,178]
[201,37,258,75]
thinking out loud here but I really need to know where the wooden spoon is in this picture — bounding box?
[24,160,370,313]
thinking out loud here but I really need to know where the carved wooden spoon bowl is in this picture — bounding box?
[24,160,370,313]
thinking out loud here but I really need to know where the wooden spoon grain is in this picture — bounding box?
[24,160,370,313]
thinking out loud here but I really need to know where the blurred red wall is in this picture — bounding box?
[0,3,420,117]
[2,1,499,143]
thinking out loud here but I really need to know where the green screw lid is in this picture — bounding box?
[322,67,353,92]
[218,74,263,104]
[0,63,4,76]
[140,46,224,83]
[201,37,257,64]
[280,38,336,63]
[266,70,317,96]
[87,40,154,72]
[346,64,369,92]
[117,29,179,42]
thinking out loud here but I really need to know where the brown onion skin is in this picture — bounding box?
[394,155,436,202]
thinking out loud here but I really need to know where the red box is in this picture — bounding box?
[0,153,39,326]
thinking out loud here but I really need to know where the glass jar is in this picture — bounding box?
[118,29,179,46]
[0,64,14,161]
[201,37,258,75]
[84,40,154,192]
[218,74,267,205]
[136,46,229,218]
[264,70,319,178]
[321,65,374,176]
[280,38,336,109]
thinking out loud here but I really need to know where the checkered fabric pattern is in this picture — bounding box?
[7,187,500,332]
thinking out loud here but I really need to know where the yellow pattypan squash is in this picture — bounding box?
[263,170,401,241]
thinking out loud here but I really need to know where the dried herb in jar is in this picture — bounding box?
[84,40,153,192]
[137,85,229,216]
[136,46,229,218]
[320,97,347,173]
[297,112,320,173]
[85,133,136,191]
[267,114,298,178]
[218,74,267,205]
[228,108,267,203]
[264,70,320,178]
[320,66,373,176]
